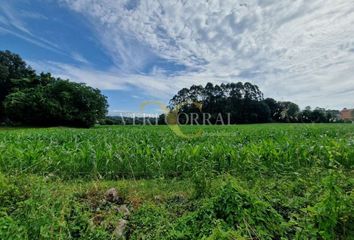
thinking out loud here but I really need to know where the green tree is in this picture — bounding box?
[4,80,108,127]
[264,98,279,121]
[0,50,36,119]
[168,82,270,124]
[1,50,108,127]
[299,106,312,123]
[274,101,300,122]
[310,108,327,123]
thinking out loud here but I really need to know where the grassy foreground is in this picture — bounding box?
[0,124,353,239]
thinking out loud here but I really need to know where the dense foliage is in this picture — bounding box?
[4,80,108,128]
[0,50,108,127]
[0,125,353,239]
[168,82,270,124]
[0,50,36,103]
[166,83,340,124]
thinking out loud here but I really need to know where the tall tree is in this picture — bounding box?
[1,50,108,127]
[4,80,108,127]
[168,82,270,124]
[0,50,36,119]
[274,101,300,122]
[0,50,36,101]
[264,98,279,121]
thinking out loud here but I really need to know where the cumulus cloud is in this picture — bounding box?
[53,0,354,108]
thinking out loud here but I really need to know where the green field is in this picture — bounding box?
[0,124,353,239]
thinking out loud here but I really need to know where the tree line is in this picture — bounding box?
[159,82,341,124]
[0,50,108,127]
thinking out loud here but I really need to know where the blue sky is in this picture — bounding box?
[1,0,354,114]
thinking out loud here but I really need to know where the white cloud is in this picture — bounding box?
[54,0,354,109]
[28,60,175,97]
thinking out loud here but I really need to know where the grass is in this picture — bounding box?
[1,124,354,179]
[0,124,353,239]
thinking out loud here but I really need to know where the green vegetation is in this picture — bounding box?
[0,124,353,239]
[165,83,341,124]
[0,50,108,127]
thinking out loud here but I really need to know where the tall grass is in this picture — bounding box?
[0,124,353,239]
[0,124,353,179]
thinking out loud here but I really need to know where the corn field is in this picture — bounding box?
[0,124,353,239]
[0,124,353,179]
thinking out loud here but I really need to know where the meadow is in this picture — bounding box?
[0,124,353,239]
